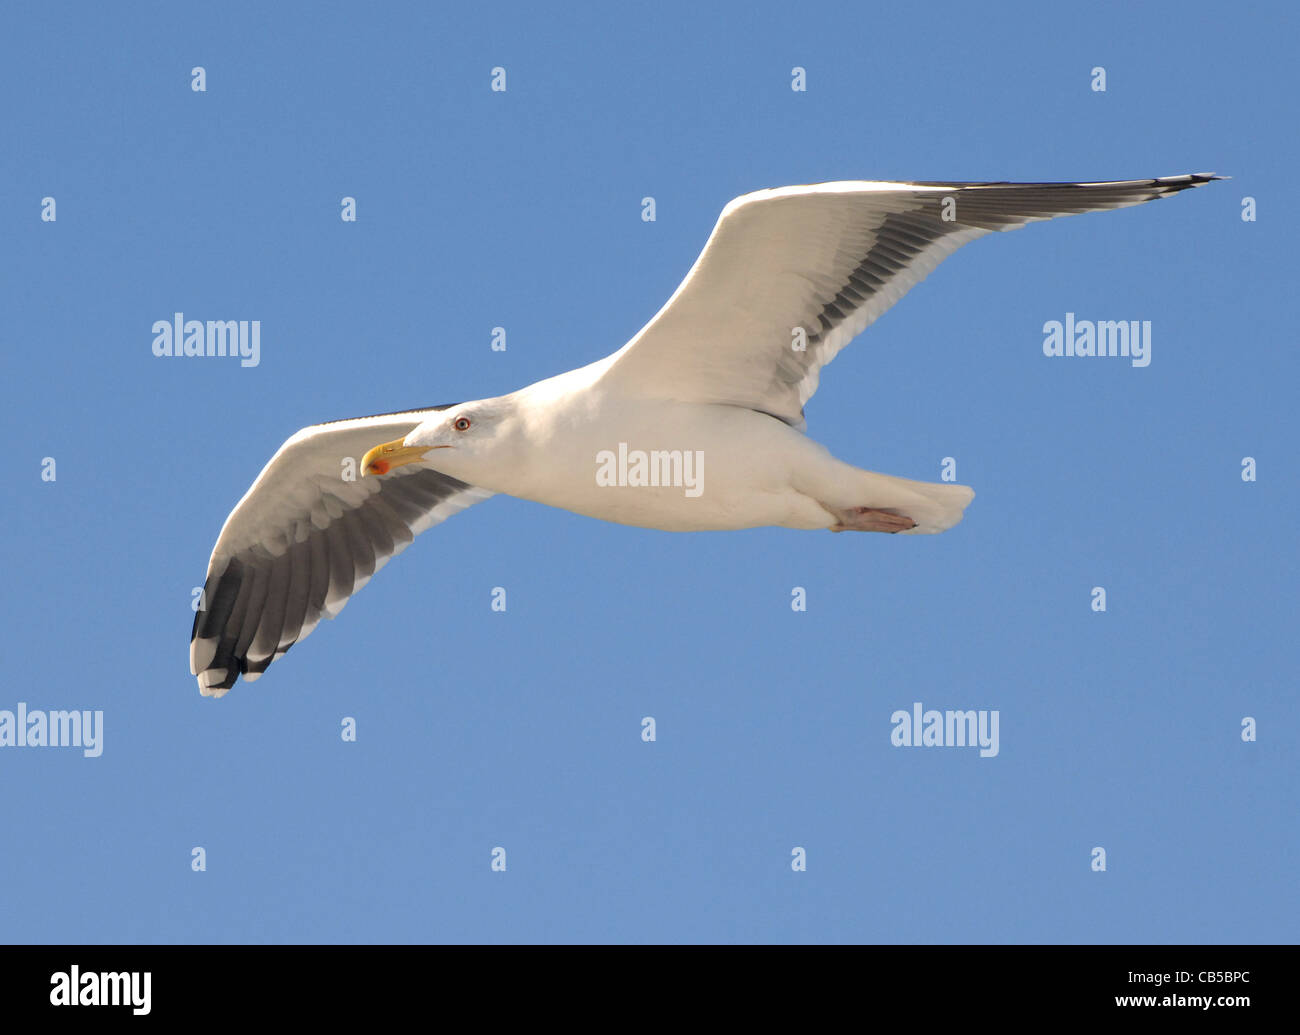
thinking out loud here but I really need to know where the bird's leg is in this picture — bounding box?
[828,506,918,533]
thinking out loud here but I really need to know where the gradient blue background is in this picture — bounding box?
[2,0,1294,943]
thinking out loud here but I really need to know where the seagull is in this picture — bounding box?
[191,174,1219,696]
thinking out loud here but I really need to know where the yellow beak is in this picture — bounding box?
[361,437,435,477]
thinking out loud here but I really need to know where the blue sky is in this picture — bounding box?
[1,0,1295,943]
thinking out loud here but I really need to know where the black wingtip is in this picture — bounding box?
[1148,173,1226,198]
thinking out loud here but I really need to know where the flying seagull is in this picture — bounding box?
[191,174,1219,695]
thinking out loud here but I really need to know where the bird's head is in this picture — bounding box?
[361,403,510,480]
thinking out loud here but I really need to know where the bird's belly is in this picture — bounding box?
[499,402,835,531]
[522,477,813,531]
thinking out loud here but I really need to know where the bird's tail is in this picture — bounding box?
[894,479,976,535]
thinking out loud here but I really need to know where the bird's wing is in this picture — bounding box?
[598,175,1219,429]
[189,409,494,697]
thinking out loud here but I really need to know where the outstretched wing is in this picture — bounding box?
[189,409,494,697]
[599,175,1219,429]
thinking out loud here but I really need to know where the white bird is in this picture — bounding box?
[191,174,1219,695]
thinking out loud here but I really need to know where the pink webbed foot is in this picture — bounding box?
[829,506,918,534]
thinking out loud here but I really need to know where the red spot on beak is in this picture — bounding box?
[370,460,390,475]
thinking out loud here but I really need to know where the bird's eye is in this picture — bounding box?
[454,417,472,432]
